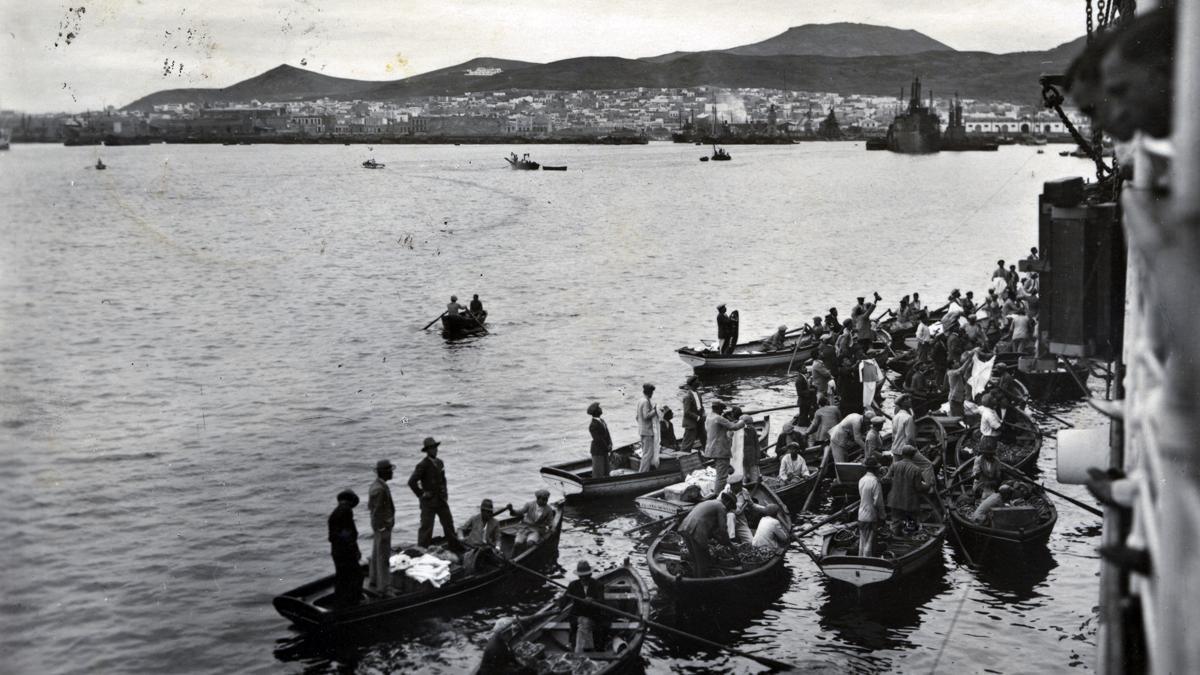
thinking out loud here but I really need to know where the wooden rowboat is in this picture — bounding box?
[945,461,1058,545]
[817,517,945,589]
[441,311,487,335]
[542,445,706,502]
[675,338,819,372]
[833,415,946,485]
[646,483,791,599]
[272,507,563,632]
[475,562,648,675]
[633,420,784,518]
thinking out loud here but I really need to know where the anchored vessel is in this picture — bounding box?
[886,77,941,154]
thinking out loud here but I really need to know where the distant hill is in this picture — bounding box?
[641,22,954,63]
[124,64,385,110]
[724,23,954,58]
[123,27,1088,110]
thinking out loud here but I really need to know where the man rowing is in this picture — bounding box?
[760,325,789,352]
[507,489,556,550]
[446,295,464,316]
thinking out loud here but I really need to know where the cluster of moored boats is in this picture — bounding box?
[272,268,1092,672]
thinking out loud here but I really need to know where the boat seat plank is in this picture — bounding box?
[546,620,641,630]
[603,592,637,600]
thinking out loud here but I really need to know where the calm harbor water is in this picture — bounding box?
[1,142,1105,674]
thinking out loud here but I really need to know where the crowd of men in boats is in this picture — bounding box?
[322,247,1047,631]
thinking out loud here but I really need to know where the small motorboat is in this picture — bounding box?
[505,153,539,170]
[475,561,649,675]
[699,156,709,162]
[710,145,732,161]
[95,159,107,170]
[541,165,567,171]
[362,159,385,169]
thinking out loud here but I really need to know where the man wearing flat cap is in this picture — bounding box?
[368,460,395,595]
[508,488,557,551]
[408,437,456,547]
[329,489,363,606]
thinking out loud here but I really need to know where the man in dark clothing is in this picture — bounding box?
[824,307,841,334]
[329,489,363,607]
[561,560,608,653]
[794,372,816,427]
[887,444,931,533]
[408,437,456,547]
[678,492,735,577]
[469,294,484,315]
[367,460,395,594]
[716,304,736,354]
[587,402,612,478]
[680,376,706,451]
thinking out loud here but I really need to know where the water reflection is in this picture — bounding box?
[815,556,951,652]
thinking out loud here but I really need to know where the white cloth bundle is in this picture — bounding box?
[389,552,453,587]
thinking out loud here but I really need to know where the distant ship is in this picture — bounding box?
[886,77,941,154]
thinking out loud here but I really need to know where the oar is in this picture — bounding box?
[422,311,447,330]
[786,336,805,374]
[1000,385,1074,428]
[934,471,979,567]
[1001,465,1102,517]
[467,311,490,335]
[624,512,684,536]
[792,496,860,538]
[1000,419,1056,440]
[498,556,798,671]
[741,403,799,416]
[800,444,832,513]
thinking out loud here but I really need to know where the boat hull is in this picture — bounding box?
[273,510,563,632]
[541,451,706,501]
[818,529,944,588]
[676,342,818,372]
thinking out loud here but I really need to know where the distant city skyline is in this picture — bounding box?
[1,1,1086,113]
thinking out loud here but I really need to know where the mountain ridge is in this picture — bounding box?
[123,25,1086,110]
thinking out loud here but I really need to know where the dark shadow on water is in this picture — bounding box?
[648,567,793,658]
[273,581,559,672]
[815,555,952,652]
[970,543,1057,603]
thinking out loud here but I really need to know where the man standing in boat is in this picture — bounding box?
[887,444,930,533]
[587,402,612,478]
[704,401,746,495]
[408,437,456,547]
[858,457,885,556]
[635,383,660,472]
[716,304,736,354]
[678,491,736,577]
[329,489,363,606]
[367,460,396,595]
[680,376,706,452]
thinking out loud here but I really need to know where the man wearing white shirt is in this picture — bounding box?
[857,457,884,556]
[978,393,1003,454]
[636,383,660,472]
[778,443,809,481]
[891,395,916,454]
[752,504,791,553]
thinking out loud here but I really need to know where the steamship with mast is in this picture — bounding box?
[885,76,941,154]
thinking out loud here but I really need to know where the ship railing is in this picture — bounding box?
[1102,1,1200,673]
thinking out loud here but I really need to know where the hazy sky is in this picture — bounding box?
[1,0,1086,112]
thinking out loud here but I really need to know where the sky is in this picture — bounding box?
[0,0,1087,113]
